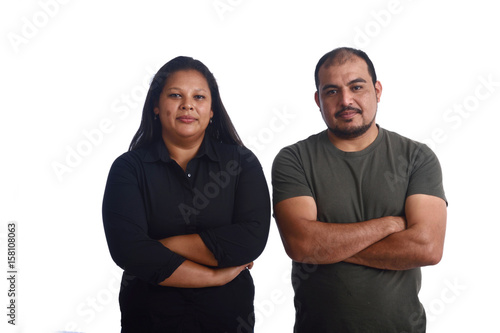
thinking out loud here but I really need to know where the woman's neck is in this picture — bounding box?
[162,134,204,171]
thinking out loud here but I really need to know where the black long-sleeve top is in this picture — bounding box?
[102,136,271,331]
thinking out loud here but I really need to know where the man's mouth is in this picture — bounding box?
[335,107,362,119]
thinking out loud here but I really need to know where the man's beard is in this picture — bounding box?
[328,107,376,139]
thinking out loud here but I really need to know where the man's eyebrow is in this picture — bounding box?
[348,78,367,85]
[321,78,368,91]
[321,84,340,91]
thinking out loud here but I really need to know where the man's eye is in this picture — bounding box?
[326,90,338,95]
[353,86,362,91]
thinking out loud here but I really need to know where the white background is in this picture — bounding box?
[1,0,499,332]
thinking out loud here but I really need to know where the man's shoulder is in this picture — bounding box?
[272,131,329,177]
[381,127,429,151]
[277,131,326,155]
[380,127,439,166]
[381,127,414,143]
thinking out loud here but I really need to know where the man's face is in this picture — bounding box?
[315,56,382,140]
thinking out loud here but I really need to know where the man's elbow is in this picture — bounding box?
[282,238,311,263]
[427,248,444,266]
[282,238,335,264]
[421,242,444,266]
[284,245,305,263]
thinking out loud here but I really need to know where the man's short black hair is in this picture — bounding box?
[314,47,377,90]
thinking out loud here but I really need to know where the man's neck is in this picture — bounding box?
[327,125,379,152]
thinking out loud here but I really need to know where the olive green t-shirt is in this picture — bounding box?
[272,127,446,333]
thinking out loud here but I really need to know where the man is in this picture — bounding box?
[272,47,447,332]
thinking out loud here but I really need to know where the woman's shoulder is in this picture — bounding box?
[110,144,158,169]
[209,140,261,169]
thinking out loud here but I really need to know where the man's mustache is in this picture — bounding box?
[335,106,362,118]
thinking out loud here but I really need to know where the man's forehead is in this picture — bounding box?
[321,55,367,72]
[318,58,370,83]
[323,52,361,67]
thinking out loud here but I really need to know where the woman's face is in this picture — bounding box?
[154,69,213,145]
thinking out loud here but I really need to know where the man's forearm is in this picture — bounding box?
[345,194,447,270]
[344,230,424,270]
[274,197,406,265]
[344,224,444,270]
[282,216,406,265]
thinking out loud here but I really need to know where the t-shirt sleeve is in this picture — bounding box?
[406,144,447,204]
[272,146,314,206]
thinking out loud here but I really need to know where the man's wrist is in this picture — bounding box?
[387,216,406,233]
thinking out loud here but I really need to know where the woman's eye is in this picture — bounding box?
[168,93,181,98]
[194,95,205,100]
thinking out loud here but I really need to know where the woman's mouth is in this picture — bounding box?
[177,116,197,123]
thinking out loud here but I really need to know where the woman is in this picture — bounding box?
[102,56,271,332]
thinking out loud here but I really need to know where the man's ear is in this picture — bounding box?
[375,81,382,103]
[314,91,321,109]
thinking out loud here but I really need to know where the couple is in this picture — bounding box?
[102,48,447,332]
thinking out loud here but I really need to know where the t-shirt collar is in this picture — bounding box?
[322,124,384,157]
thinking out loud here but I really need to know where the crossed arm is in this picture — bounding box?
[157,235,252,288]
[274,194,446,270]
[103,152,269,289]
[158,162,270,286]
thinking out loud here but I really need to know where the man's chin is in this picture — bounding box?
[328,123,373,139]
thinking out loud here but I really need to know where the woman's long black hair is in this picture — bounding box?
[129,56,243,151]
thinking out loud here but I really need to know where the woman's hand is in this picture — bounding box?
[212,262,253,286]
